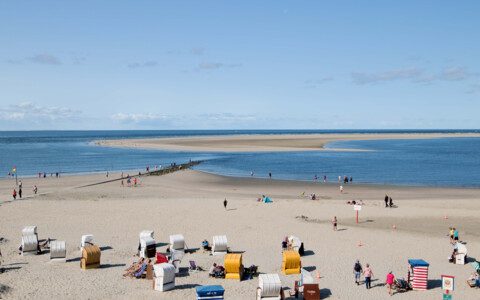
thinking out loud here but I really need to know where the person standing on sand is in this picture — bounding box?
[134,178,137,186]
[332,216,337,231]
[385,271,395,296]
[19,187,22,198]
[269,172,272,178]
[338,175,341,183]
[223,198,228,210]
[324,175,326,182]
[340,185,343,193]
[384,194,389,208]
[389,197,393,208]
[454,228,459,242]
[251,170,253,177]
[364,264,374,289]
[13,189,17,200]
[33,185,37,195]
[314,174,317,181]
[353,260,363,285]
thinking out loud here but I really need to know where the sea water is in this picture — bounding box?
[1,130,479,188]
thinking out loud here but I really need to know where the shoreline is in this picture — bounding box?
[95,132,480,152]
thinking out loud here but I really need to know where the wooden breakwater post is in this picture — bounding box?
[147,161,203,176]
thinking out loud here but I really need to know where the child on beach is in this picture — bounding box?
[340,185,343,193]
[333,216,337,231]
[385,271,395,296]
[353,260,363,285]
[13,189,16,200]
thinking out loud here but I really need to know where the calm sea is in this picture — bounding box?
[1,130,480,188]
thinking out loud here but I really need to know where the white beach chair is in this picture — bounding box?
[153,263,176,292]
[140,230,154,240]
[140,236,156,258]
[212,235,228,255]
[456,243,467,265]
[81,235,94,253]
[21,226,38,256]
[257,274,283,299]
[50,241,67,263]
[169,234,185,252]
[301,268,314,284]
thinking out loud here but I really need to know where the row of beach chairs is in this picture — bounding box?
[21,226,101,269]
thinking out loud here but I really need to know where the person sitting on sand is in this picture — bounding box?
[209,263,217,277]
[202,240,211,252]
[282,237,288,251]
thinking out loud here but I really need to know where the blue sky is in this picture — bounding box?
[1,1,479,130]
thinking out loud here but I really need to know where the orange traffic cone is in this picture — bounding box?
[444,215,448,220]
[317,271,320,279]
[393,224,396,230]
[358,241,362,247]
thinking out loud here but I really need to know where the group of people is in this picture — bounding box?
[384,194,394,208]
[448,227,459,244]
[339,175,353,183]
[353,260,398,296]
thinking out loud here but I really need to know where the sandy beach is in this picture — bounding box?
[97,133,480,152]
[1,169,479,299]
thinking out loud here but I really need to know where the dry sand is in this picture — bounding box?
[1,170,479,299]
[97,133,480,152]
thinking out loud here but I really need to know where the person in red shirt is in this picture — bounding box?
[13,189,17,200]
[385,271,395,296]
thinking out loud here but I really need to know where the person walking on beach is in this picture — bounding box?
[269,172,272,179]
[134,178,137,186]
[449,227,454,244]
[33,185,37,195]
[18,187,22,199]
[385,271,395,296]
[340,185,343,193]
[332,216,337,231]
[454,228,459,243]
[384,194,389,208]
[251,170,254,177]
[13,189,17,200]
[314,174,317,181]
[223,198,228,210]
[353,260,363,285]
[324,175,326,182]
[389,197,393,208]
[364,264,374,289]
[350,177,353,183]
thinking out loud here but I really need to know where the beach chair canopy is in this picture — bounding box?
[50,241,66,259]
[170,234,185,250]
[288,236,302,250]
[154,263,176,283]
[141,237,155,247]
[213,235,228,252]
[139,230,154,239]
[457,243,467,254]
[408,259,429,267]
[195,285,225,297]
[282,250,301,274]
[22,235,38,252]
[22,226,37,236]
[259,274,281,297]
[224,253,242,273]
[301,268,314,284]
[472,261,480,273]
[81,235,94,245]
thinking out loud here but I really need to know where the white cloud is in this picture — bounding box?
[197,62,242,70]
[190,48,205,55]
[128,61,160,69]
[0,102,80,121]
[199,113,256,121]
[414,75,436,83]
[305,76,334,88]
[351,67,422,84]
[27,54,61,65]
[111,113,168,123]
[441,67,469,81]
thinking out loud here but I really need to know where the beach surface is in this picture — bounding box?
[96,133,480,152]
[1,170,479,299]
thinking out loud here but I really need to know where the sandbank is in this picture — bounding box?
[96,133,480,152]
